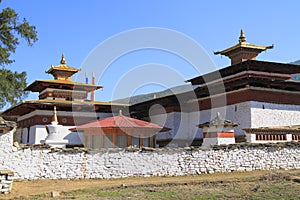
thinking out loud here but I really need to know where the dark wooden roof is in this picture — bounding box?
[25,80,103,93]
[193,76,300,99]
[2,99,129,117]
[129,90,196,118]
[187,60,300,85]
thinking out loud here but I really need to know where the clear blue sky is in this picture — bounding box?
[2,0,300,104]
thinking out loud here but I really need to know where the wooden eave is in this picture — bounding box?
[193,77,300,99]
[25,80,103,92]
[2,99,129,117]
[214,42,273,56]
[129,91,195,118]
[244,128,300,134]
[46,64,79,74]
[187,60,300,85]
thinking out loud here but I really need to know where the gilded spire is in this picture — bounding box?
[239,29,246,43]
[214,30,273,65]
[52,106,58,123]
[60,53,66,65]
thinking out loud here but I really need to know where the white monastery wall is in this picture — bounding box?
[250,101,300,128]
[0,130,300,180]
[150,112,176,141]
[190,101,251,136]
[30,125,47,144]
[152,101,252,143]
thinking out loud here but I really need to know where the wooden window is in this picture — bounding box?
[143,137,150,147]
[132,136,140,148]
[92,135,100,149]
[27,127,30,144]
[117,135,127,148]
[103,135,113,148]
[85,135,91,148]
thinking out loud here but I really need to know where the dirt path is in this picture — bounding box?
[2,170,300,199]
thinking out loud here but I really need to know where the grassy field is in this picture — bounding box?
[3,170,300,199]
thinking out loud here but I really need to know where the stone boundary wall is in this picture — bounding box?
[0,129,300,180]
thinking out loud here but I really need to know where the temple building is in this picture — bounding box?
[70,110,170,149]
[2,30,300,148]
[130,30,300,146]
[2,54,127,146]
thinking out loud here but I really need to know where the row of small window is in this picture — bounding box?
[85,135,154,149]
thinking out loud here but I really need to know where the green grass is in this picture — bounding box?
[11,171,300,200]
[60,177,300,200]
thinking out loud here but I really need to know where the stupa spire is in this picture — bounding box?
[239,29,246,43]
[60,53,66,65]
[52,106,58,123]
[46,53,79,81]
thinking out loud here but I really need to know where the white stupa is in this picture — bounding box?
[41,106,68,148]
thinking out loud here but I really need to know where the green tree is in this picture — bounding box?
[0,69,28,108]
[0,1,37,109]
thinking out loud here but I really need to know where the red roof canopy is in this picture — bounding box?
[70,114,170,132]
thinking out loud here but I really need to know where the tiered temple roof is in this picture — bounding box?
[2,54,128,125]
[131,31,300,118]
[46,53,79,81]
[214,30,273,65]
[25,54,102,101]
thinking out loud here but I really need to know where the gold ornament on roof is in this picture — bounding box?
[214,30,274,65]
[239,29,246,43]
[52,106,58,122]
[60,53,66,65]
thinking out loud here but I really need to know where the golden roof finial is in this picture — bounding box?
[239,29,246,43]
[119,109,123,116]
[52,106,58,122]
[60,53,66,65]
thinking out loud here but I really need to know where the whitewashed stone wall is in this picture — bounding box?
[0,142,300,180]
[1,115,300,181]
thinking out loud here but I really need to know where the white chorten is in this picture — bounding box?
[41,106,68,148]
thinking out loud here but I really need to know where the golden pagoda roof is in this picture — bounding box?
[214,30,274,56]
[25,79,103,92]
[46,53,79,74]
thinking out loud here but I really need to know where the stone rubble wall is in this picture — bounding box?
[0,170,14,194]
[1,127,300,180]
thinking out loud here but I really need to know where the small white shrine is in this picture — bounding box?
[198,113,238,147]
[41,106,68,148]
